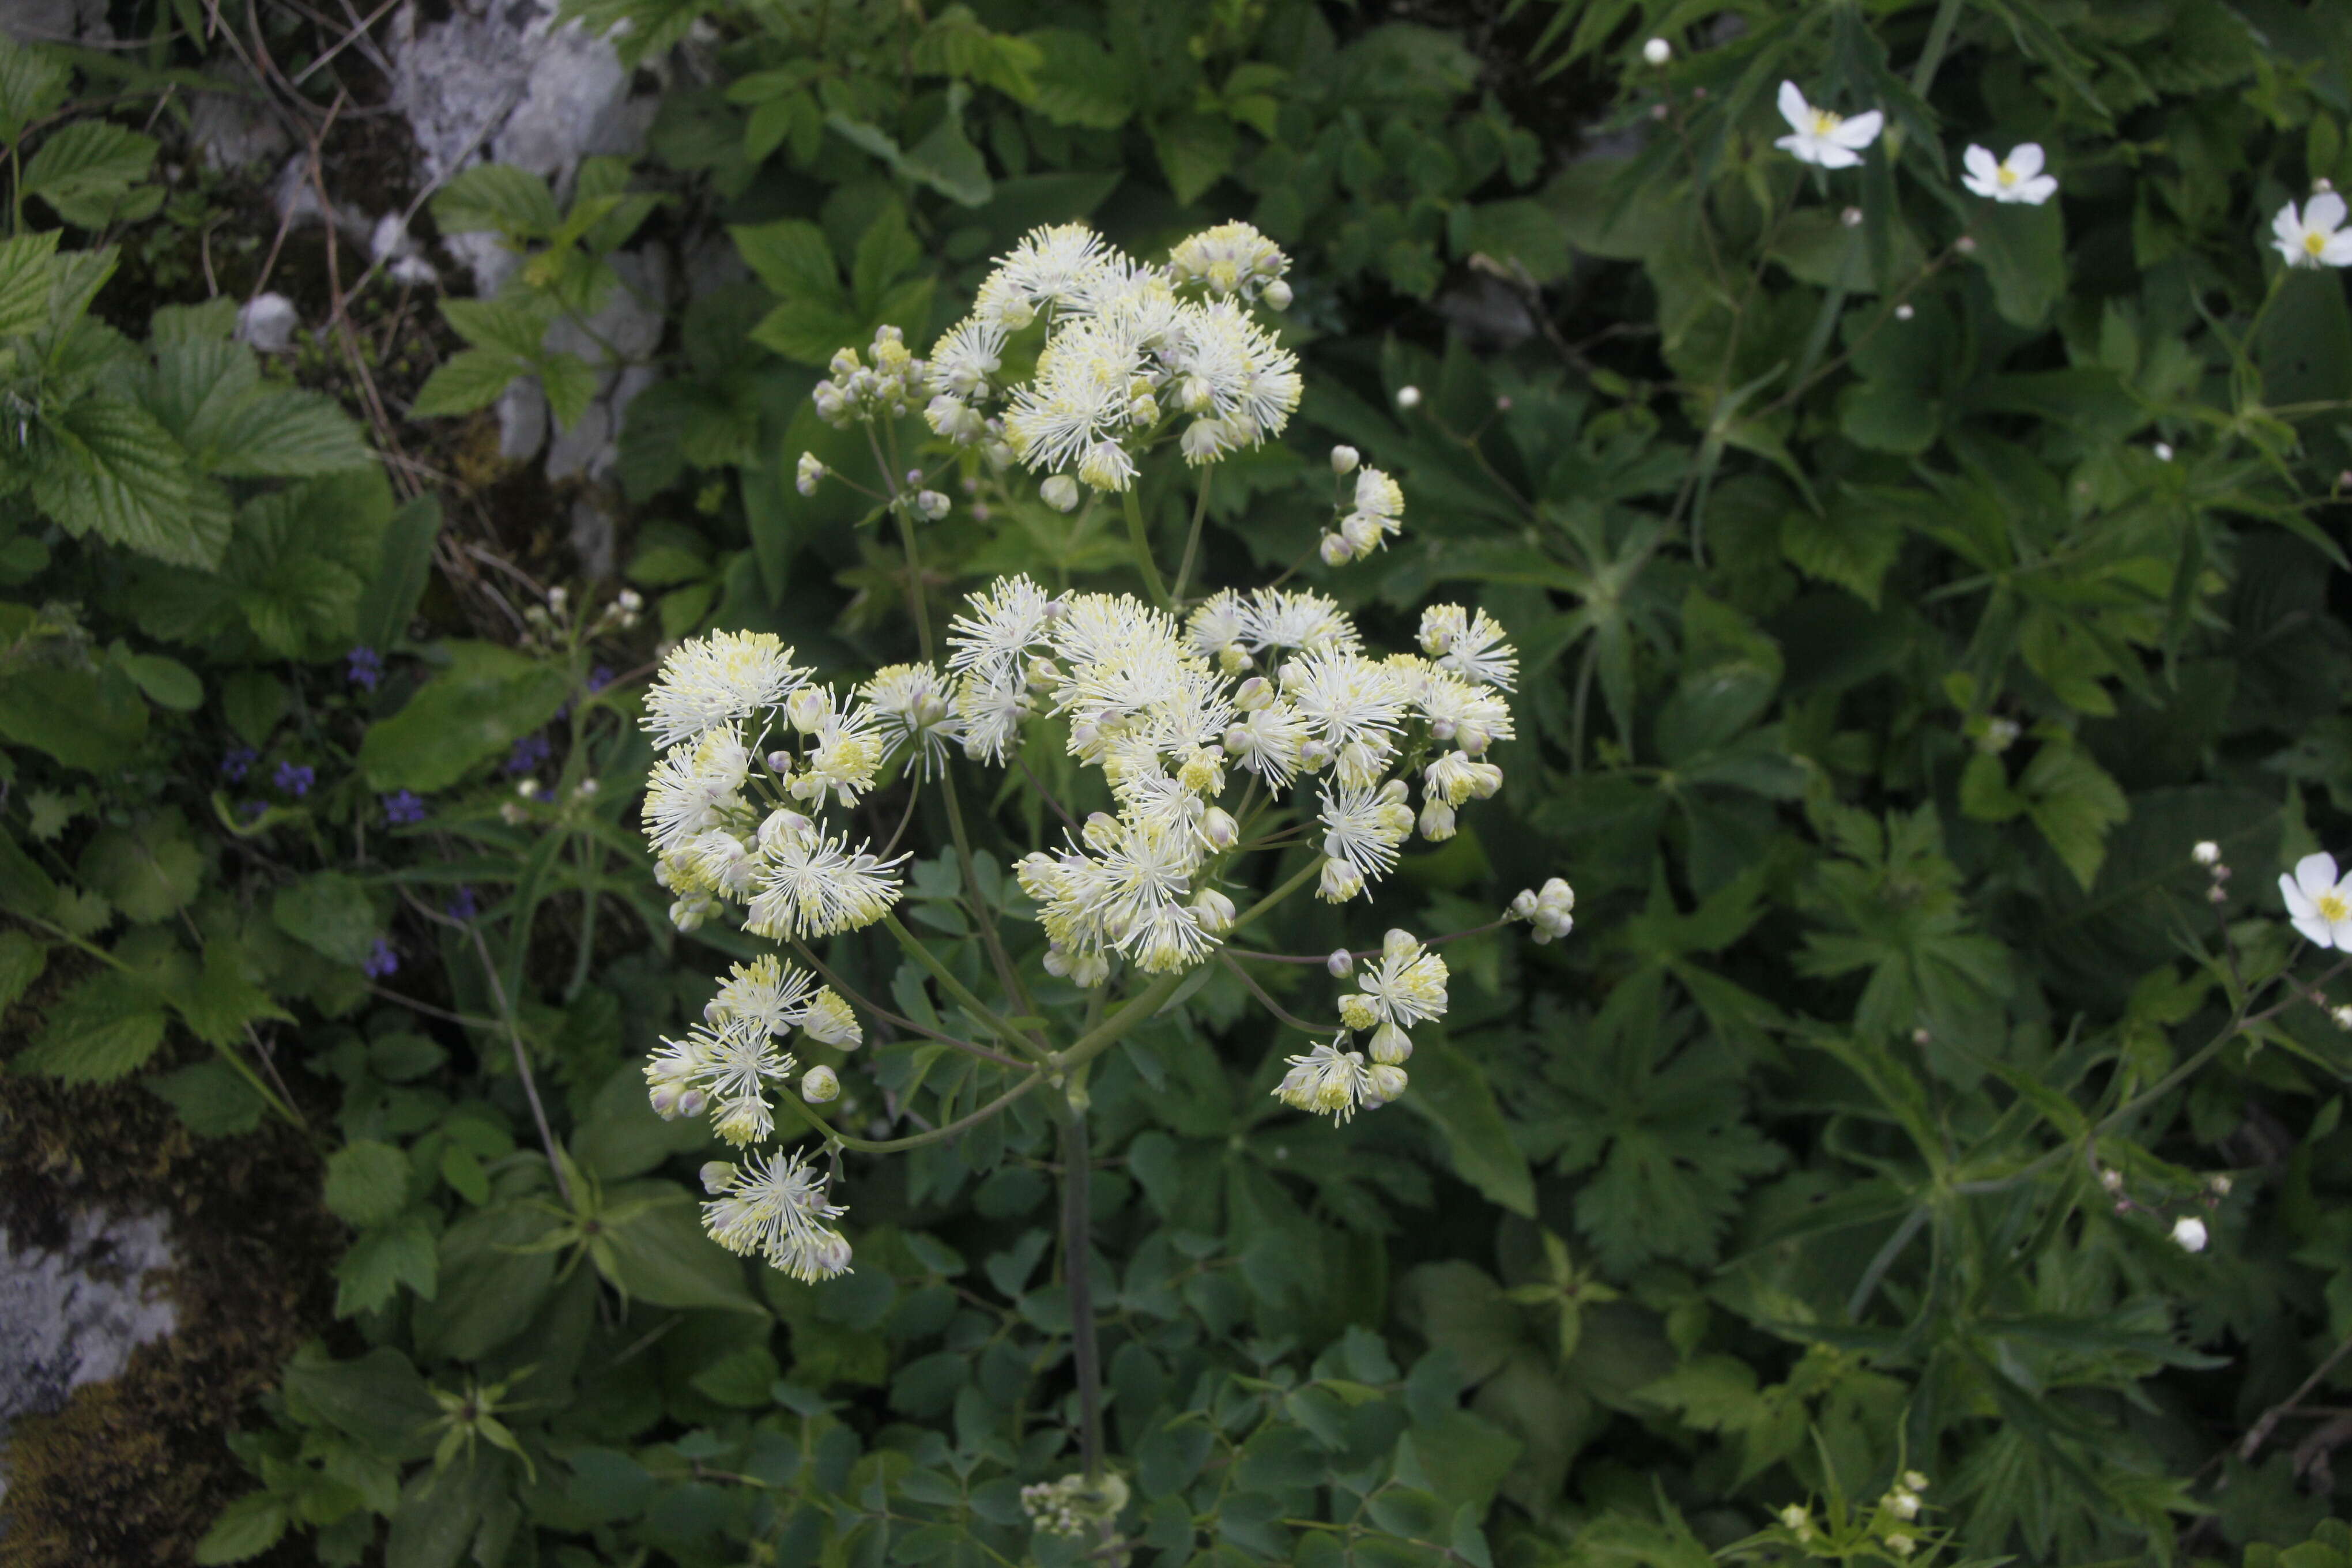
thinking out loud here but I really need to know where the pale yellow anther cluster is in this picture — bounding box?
[920,220,1303,493]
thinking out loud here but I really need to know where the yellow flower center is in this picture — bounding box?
[1997,165,2018,186]
[1811,109,1842,135]
[2318,892,2350,922]
[2307,229,2329,256]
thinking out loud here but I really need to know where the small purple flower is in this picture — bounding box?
[382,790,427,826]
[505,733,553,776]
[221,747,257,782]
[587,665,614,694]
[446,885,479,921]
[346,646,383,691]
[363,938,398,979]
[274,761,315,797]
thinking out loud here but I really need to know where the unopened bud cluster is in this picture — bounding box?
[1510,877,1576,943]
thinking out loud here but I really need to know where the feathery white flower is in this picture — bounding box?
[641,729,752,855]
[1354,929,1449,1027]
[641,631,809,749]
[2273,194,2352,269]
[747,828,904,940]
[702,1148,852,1280]
[1773,81,1883,169]
[1273,1041,1375,1121]
[861,662,959,777]
[927,317,1007,397]
[1418,604,1518,691]
[983,223,1111,325]
[1318,781,1414,894]
[707,955,817,1037]
[948,575,1056,680]
[2281,851,2352,948]
[1961,142,2057,205]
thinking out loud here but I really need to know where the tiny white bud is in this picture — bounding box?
[1330,444,1360,476]
[1955,234,1978,254]
[2170,1215,2208,1253]
[700,1160,736,1194]
[917,489,952,520]
[547,586,567,614]
[2153,442,2174,462]
[1895,303,1914,321]
[1395,385,1422,410]
[617,587,643,612]
[1642,36,1671,65]
[1326,948,1354,978]
[1841,206,1863,228]
[2210,1173,2233,1196]
[2192,840,2221,866]
[1901,1472,1929,1494]
[2332,1004,2352,1031]
[787,688,830,733]
[2101,1168,2123,1192]
[2320,178,2338,194]
[1041,474,1081,512]
[1262,279,1292,310]
[801,1066,840,1104]
[1201,807,1239,850]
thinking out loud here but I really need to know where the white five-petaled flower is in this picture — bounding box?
[2272,193,2352,269]
[2280,851,2352,948]
[1960,142,2057,205]
[1773,81,1883,169]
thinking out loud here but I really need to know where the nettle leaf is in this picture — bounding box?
[1024,28,1135,129]
[410,347,530,418]
[22,119,159,228]
[77,808,203,922]
[17,967,172,1083]
[273,872,379,968]
[31,394,211,568]
[146,1059,267,1137]
[0,36,71,145]
[2016,740,2131,892]
[325,1140,413,1227]
[431,161,561,239]
[0,229,64,337]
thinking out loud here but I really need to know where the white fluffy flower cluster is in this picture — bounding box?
[642,956,864,1277]
[1276,929,1450,1122]
[644,953,862,1143]
[920,220,1304,493]
[638,630,915,940]
[940,576,1513,984]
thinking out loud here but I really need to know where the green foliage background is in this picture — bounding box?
[7,1,2352,1566]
